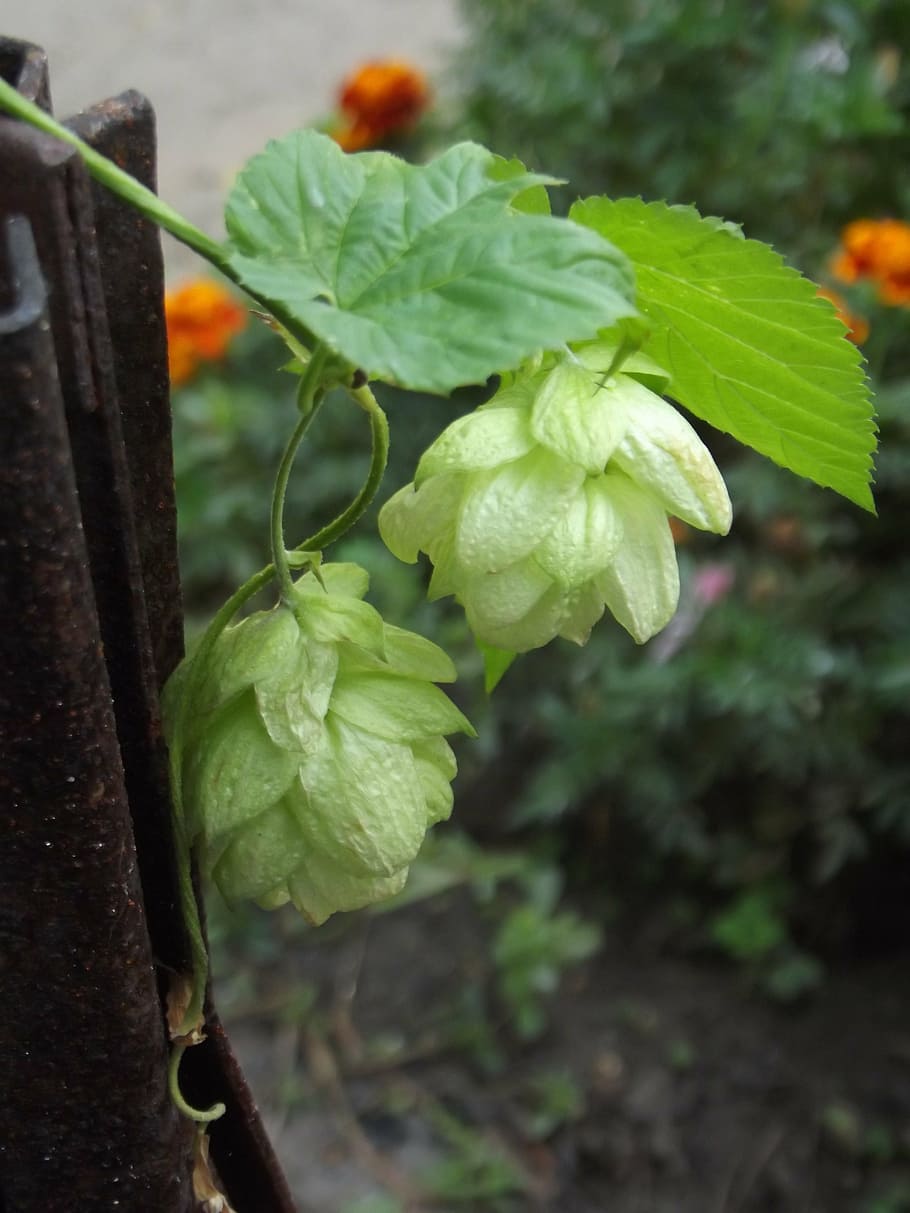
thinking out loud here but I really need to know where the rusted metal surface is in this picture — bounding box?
[0,214,195,1211]
[0,36,49,109]
[69,84,299,1213]
[66,92,184,689]
[0,37,298,1212]
[58,92,194,990]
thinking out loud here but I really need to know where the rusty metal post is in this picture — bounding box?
[0,210,195,1211]
[0,37,297,1212]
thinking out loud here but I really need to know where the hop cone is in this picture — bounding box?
[380,347,732,650]
[163,563,474,923]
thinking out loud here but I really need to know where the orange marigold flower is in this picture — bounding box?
[332,59,430,152]
[878,265,910,306]
[815,286,869,345]
[165,279,247,386]
[831,219,882,284]
[167,331,200,386]
[830,218,910,307]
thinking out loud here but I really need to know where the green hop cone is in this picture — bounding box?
[379,347,732,650]
[162,563,475,924]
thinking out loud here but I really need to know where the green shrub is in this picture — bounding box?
[448,0,910,263]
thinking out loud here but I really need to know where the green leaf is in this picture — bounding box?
[535,477,623,587]
[213,803,308,903]
[380,625,458,684]
[336,626,458,683]
[184,606,304,725]
[298,593,387,658]
[296,719,427,877]
[329,673,476,741]
[224,131,637,393]
[184,691,299,843]
[574,333,671,392]
[488,155,553,215]
[410,738,456,827]
[529,360,627,474]
[595,473,679,644]
[478,641,517,692]
[570,197,877,511]
[416,406,535,483]
[456,446,585,571]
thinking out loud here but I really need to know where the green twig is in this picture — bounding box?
[271,348,329,603]
[168,1044,226,1124]
[301,382,390,551]
[0,76,322,350]
[0,77,228,272]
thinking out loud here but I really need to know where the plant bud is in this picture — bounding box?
[380,353,731,648]
[163,563,474,923]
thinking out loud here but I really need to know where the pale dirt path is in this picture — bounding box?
[2,0,463,271]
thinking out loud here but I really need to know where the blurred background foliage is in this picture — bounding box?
[170,0,910,996]
[447,0,910,265]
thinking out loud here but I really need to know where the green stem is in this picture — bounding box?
[603,331,643,382]
[0,78,228,272]
[0,76,321,350]
[271,348,328,602]
[301,382,390,551]
[168,1045,226,1124]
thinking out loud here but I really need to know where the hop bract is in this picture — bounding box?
[379,349,732,650]
[163,563,474,924]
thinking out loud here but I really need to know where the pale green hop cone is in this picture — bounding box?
[379,352,732,650]
[162,563,474,923]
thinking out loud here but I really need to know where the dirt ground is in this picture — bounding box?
[215,893,910,1213]
[0,0,462,268]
